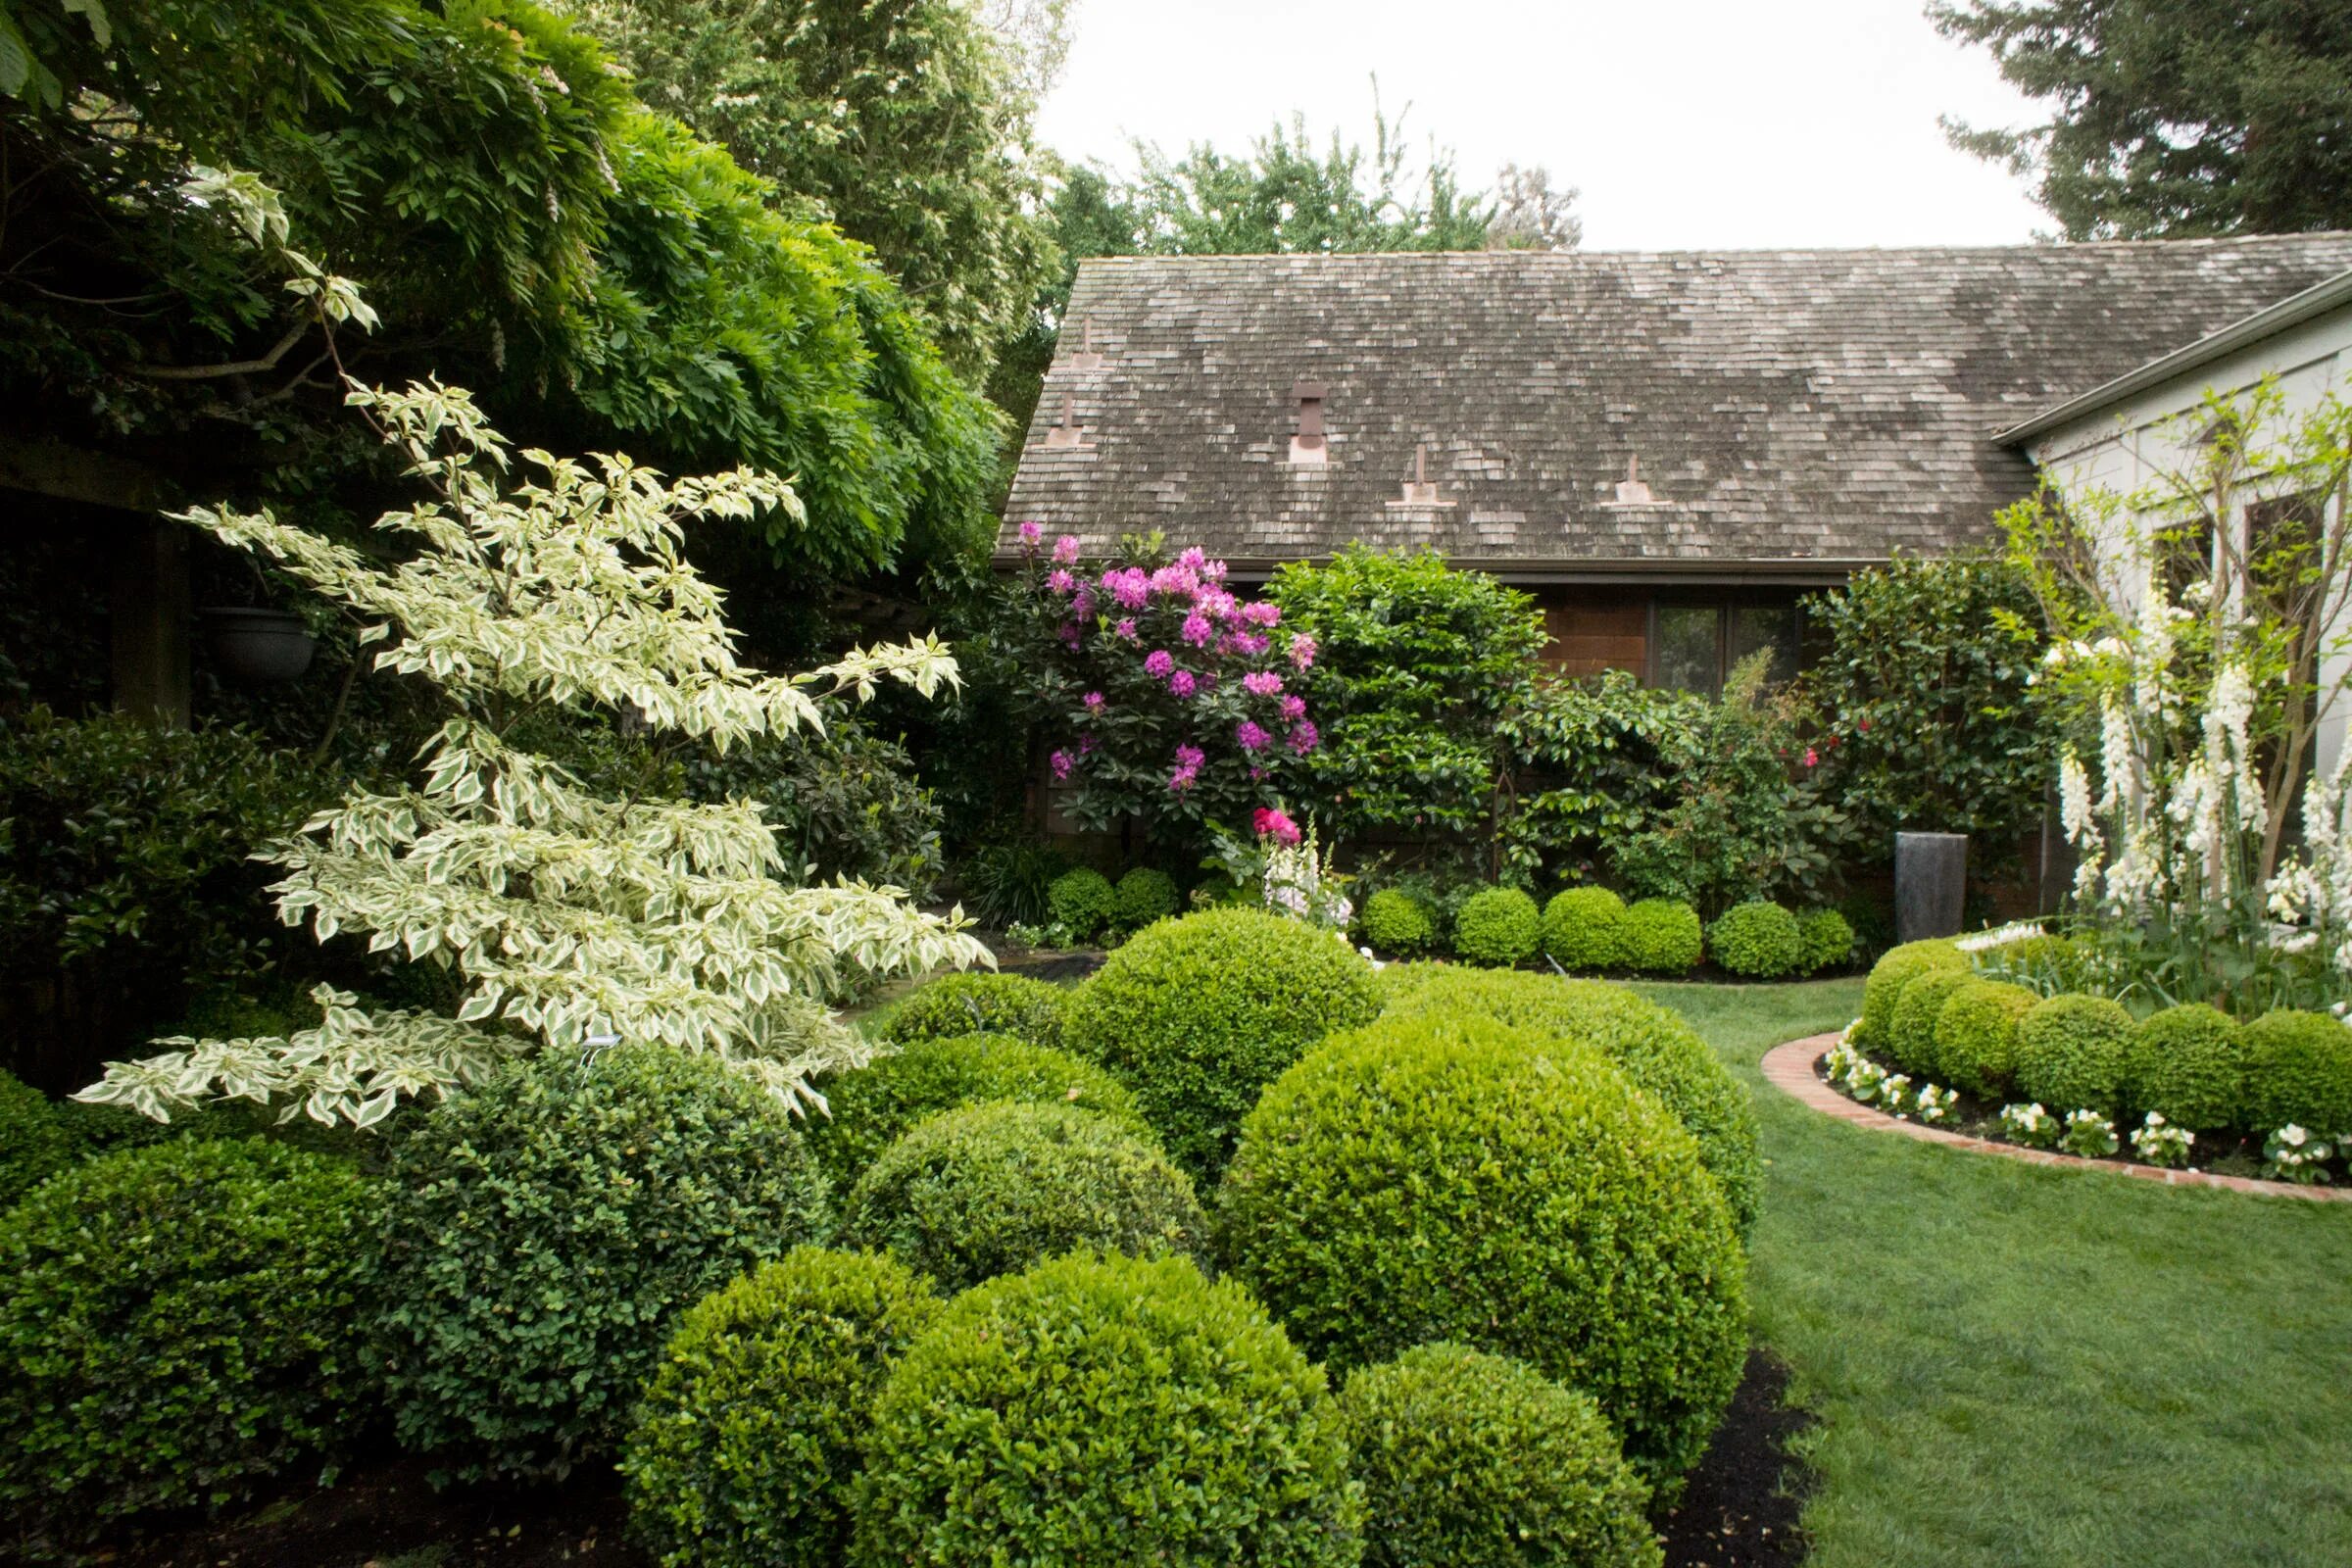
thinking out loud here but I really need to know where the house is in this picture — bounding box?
[1001,238,2352,694]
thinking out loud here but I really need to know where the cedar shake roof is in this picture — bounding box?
[999,238,2352,578]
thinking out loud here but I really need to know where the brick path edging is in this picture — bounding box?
[1760,1034,2352,1203]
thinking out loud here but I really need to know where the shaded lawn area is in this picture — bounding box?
[1636,978,2352,1568]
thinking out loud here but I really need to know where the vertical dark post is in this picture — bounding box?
[1895,831,1968,944]
[110,515,191,728]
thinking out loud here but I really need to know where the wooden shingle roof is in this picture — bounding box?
[1000,237,2352,577]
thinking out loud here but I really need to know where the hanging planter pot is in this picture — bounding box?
[200,606,316,685]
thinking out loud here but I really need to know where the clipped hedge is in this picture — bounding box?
[852,1251,1361,1568]
[1358,888,1437,956]
[1622,899,1704,974]
[1217,1011,1746,1482]
[803,1031,1144,1189]
[1796,908,1855,974]
[0,1069,79,1206]
[880,972,1069,1052]
[1935,979,2037,1100]
[0,1139,374,1544]
[839,1101,1206,1292]
[623,1248,942,1568]
[1707,902,1802,979]
[1857,938,1964,1049]
[2241,1010,2352,1135]
[1047,868,1118,941]
[2125,1004,2247,1131]
[1543,887,1628,972]
[1453,886,1543,967]
[372,1047,832,1481]
[1886,967,1975,1081]
[1113,867,1181,930]
[1065,907,1381,1181]
[1340,1343,1660,1568]
[2013,994,2134,1118]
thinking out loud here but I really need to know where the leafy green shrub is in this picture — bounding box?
[1857,938,1965,1049]
[0,1069,78,1205]
[2242,1010,2352,1135]
[1047,867,1118,942]
[1065,907,1381,1181]
[1378,966,1761,1235]
[1453,886,1542,967]
[1113,867,1181,930]
[1886,967,1976,1079]
[840,1101,1206,1292]
[1217,1011,1746,1481]
[1543,887,1628,971]
[622,1248,942,1568]
[2013,995,2135,1118]
[1707,901,1803,979]
[854,1253,1360,1567]
[1358,888,1437,956]
[1797,908,1855,974]
[804,1032,1144,1189]
[1621,898,1703,974]
[2125,1004,2247,1131]
[0,1139,373,1544]
[880,972,1069,1052]
[1339,1343,1660,1568]
[1934,980,2038,1100]
[371,1047,832,1481]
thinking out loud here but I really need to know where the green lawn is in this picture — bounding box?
[1633,979,2352,1568]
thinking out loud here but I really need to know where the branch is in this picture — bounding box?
[129,316,313,381]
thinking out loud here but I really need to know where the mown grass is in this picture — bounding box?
[1635,978,2352,1568]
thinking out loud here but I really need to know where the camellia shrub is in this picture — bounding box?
[1934,980,2038,1100]
[1358,887,1437,956]
[1543,887,1629,971]
[1797,908,1856,974]
[1453,886,1542,968]
[1707,901,1803,979]
[1886,967,1976,1081]
[1113,867,1181,930]
[0,1139,374,1545]
[1065,907,1382,1181]
[1339,1343,1660,1568]
[2240,1010,2352,1136]
[2013,994,2135,1119]
[622,1248,942,1568]
[840,1101,1206,1293]
[879,972,1070,1053]
[1621,898,1704,975]
[371,1046,832,1480]
[1217,1011,1746,1481]
[2125,1004,2247,1131]
[1858,939,1965,1048]
[803,1032,1145,1189]
[853,1250,1361,1567]
[1047,867,1118,942]
[0,1069,79,1205]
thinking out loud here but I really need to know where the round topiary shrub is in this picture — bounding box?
[1378,965,1761,1235]
[1542,887,1629,972]
[1454,886,1543,967]
[1047,867,1117,942]
[1857,939,1965,1049]
[2125,1004,2247,1131]
[0,1139,373,1545]
[2241,1009,2352,1136]
[0,1068,79,1206]
[804,1031,1146,1189]
[1339,1343,1660,1568]
[1113,866,1181,930]
[1621,898,1704,974]
[1886,967,1976,1080]
[2013,994,2134,1118]
[623,1248,941,1568]
[1358,888,1437,956]
[1217,1011,1746,1481]
[1934,980,2038,1100]
[852,1250,1360,1568]
[1064,907,1382,1181]
[372,1046,833,1481]
[839,1101,1206,1293]
[1707,902,1803,979]
[881,972,1070,1052]
[1796,908,1855,975]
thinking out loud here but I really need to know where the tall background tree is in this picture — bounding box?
[1931,0,2352,238]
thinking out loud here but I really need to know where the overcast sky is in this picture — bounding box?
[1032,0,2055,252]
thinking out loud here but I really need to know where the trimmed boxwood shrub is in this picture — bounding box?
[0,1068,79,1205]
[852,1250,1361,1568]
[1113,866,1181,929]
[1047,867,1118,941]
[2125,1004,2247,1131]
[839,1101,1206,1292]
[1065,907,1381,1181]
[2013,994,2135,1117]
[371,1047,832,1481]
[804,1031,1146,1188]
[1796,908,1855,974]
[1379,965,1761,1235]
[1707,902,1802,979]
[1217,1011,1746,1481]
[1454,886,1543,967]
[623,1248,942,1568]
[881,972,1069,1052]
[1359,888,1437,956]
[1543,887,1628,971]
[1340,1343,1659,1568]
[1935,980,2037,1100]
[2242,1010,2352,1135]
[1622,899,1704,974]
[0,1139,374,1544]
[1858,938,1964,1049]
[1886,967,1976,1080]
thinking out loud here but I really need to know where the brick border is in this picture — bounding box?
[1760,1034,2352,1202]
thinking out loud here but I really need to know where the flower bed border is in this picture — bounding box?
[1760,1034,2352,1202]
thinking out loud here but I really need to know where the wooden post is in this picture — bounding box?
[110,516,191,727]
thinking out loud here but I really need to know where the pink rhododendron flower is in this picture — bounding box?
[1018,520,1044,548]
[1114,617,1138,640]
[1053,535,1082,564]
[1181,612,1213,647]
[1243,670,1285,698]
[1047,568,1075,594]
[1169,670,1197,698]
[1279,695,1307,721]
[1252,807,1300,845]
[1288,720,1320,755]
[1050,750,1073,781]
[1290,633,1317,669]
[1237,720,1271,753]
[1144,649,1175,678]
[1083,691,1105,713]
[1242,600,1282,628]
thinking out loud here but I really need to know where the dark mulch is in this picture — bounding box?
[1659,1349,1817,1568]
